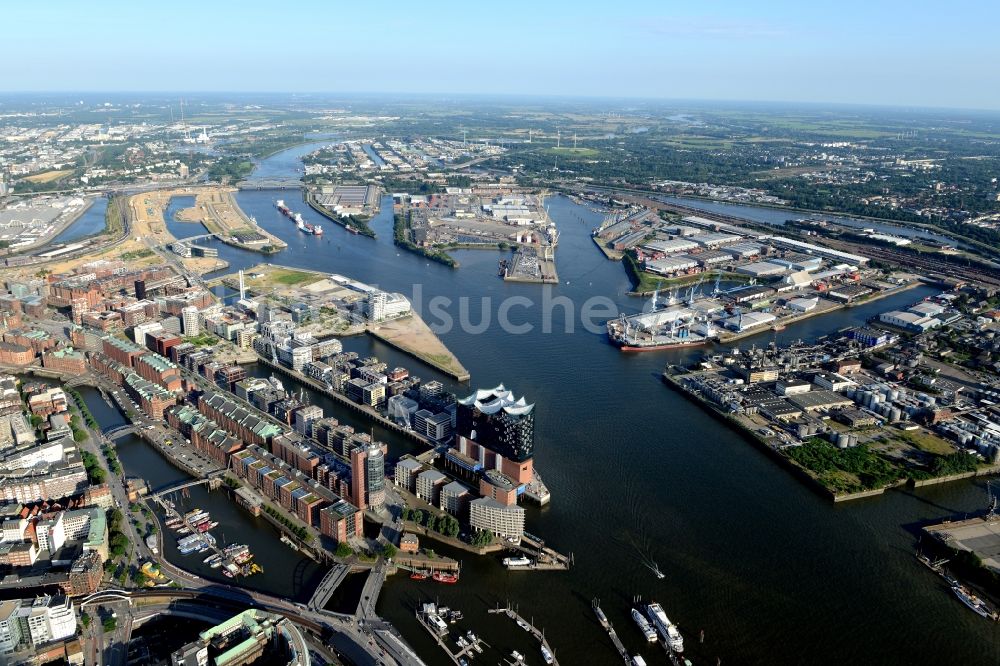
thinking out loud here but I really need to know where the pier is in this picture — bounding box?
[592,599,630,664]
[149,497,226,563]
[488,603,561,665]
[508,533,573,570]
[415,603,489,665]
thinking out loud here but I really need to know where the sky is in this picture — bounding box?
[5,0,999,109]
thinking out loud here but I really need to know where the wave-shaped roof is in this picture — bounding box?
[458,383,534,416]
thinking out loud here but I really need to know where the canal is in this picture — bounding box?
[75,386,327,602]
[117,141,1000,665]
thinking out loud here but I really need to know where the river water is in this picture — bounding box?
[121,141,1000,664]
[50,197,109,245]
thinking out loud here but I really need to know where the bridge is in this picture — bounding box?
[170,233,219,245]
[79,589,133,607]
[308,562,353,611]
[104,425,138,441]
[237,178,303,191]
[64,375,94,388]
[148,474,223,499]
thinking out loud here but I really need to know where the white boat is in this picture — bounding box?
[541,645,554,664]
[646,602,684,653]
[511,651,524,663]
[632,657,647,666]
[632,608,658,642]
[952,584,996,620]
[516,617,531,631]
[503,556,532,569]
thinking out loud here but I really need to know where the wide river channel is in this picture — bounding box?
[95,141,1000,665]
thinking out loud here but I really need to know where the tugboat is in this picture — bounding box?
[410,571,428,580]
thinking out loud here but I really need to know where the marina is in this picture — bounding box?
[416,602,490,665]
[488,603,560,666]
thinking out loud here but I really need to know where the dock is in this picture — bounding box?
[592,598,630,664]
[488,603,561,665]
[509,533,572,570]
[415,603,489,665]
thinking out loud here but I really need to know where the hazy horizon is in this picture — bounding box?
[6,1,999,110]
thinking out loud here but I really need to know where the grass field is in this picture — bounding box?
[272,269,316,286]
[24,169,73,183]
[895,429,956,456]
[547,147,600,158]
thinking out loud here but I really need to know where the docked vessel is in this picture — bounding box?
[410,571,428,580]
[632,657,647,666]
[631,608,658,642]
[952,584,998,620]
[516,618,531,631]
[607,287,720,351]
[594,605,610,629]
[432,571,458,584]
[541,645,554,664]
[503,556,532,569]
[646,602,684,653]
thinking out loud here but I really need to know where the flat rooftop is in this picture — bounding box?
[925,516,1000,573]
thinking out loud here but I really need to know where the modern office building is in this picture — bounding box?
[454,384,535,487]
[0,600,21,655]
[181,305,200,336]
[350,442,386,511]
[21,595,77,647]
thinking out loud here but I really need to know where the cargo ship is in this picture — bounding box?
[277,199,323,235]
